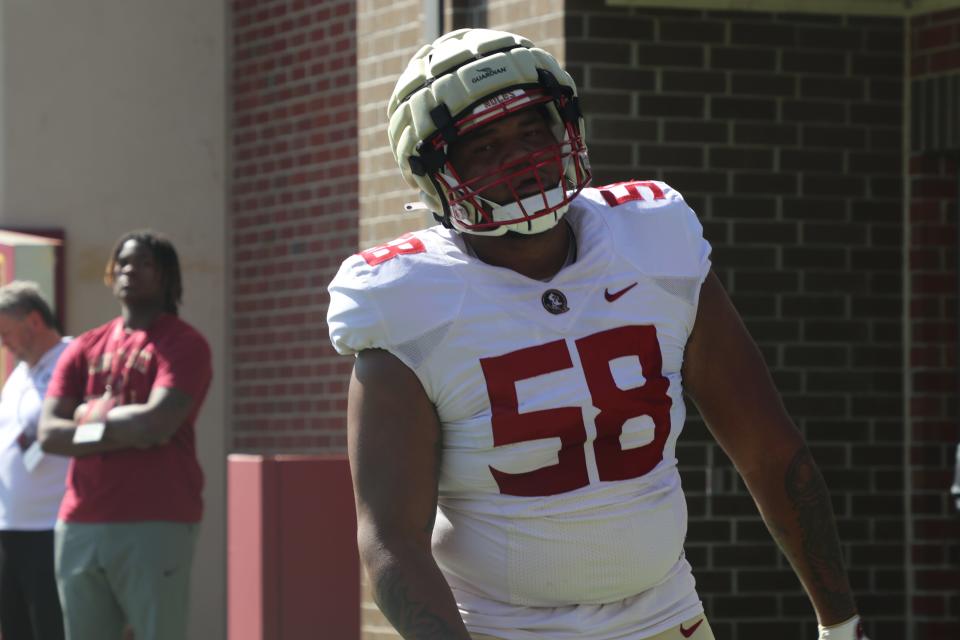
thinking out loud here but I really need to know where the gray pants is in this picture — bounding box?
[54,521,198,640]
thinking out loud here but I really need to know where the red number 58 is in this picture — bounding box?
[479,325,672,497]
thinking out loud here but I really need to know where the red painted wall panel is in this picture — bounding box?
[228,455,277,640]
[228,455,358,640]
[276,455,359,639]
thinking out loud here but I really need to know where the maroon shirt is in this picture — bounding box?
[47,314,212,523]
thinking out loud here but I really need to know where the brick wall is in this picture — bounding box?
[487,0,565,61]
[311,2,960,639]
[356,0,430,251]
[909,8,960,639]
[566,4,904,638]
[230,0,358,453]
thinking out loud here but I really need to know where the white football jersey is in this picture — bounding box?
[329,181,712,639]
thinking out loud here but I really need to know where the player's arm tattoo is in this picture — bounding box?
[373,571,465,640]
[774,447,856,620]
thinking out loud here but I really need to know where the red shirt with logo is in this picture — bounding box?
[47,314,212,523]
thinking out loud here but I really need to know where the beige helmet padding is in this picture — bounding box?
[387,28,589,235]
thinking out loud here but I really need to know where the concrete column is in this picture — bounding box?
[0,2,227,637]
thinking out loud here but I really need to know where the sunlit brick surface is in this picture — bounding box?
[230,0,358,452]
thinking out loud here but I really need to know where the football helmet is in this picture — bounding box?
[387,28,591,236]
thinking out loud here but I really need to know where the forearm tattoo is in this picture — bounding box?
[780,447,856,619]
[373,571,464,639]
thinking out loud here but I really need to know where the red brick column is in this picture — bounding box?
[909,8,960,638]
[230,0,358,452]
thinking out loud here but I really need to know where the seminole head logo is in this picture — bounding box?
[541,289,569,315]
[471,66,507,84]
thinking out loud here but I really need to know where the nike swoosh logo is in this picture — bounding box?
[604,282,638,302]
[680,619,704,638]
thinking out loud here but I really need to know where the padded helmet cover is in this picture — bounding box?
[387,29,591,236]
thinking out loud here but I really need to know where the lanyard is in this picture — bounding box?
[103,321,150,398]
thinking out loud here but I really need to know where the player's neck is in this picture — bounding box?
[464,219,574,281]
[121,304,165,331]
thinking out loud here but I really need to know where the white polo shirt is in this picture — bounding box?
[0,338,71,530]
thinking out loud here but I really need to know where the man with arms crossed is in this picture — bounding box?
[0,282,70,640]
[328,29,868,640]
[39,230,212,640]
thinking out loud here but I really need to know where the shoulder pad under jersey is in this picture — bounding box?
[577,180,711,282]
[327,228,467,365]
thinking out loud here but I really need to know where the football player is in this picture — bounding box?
[328,28,869,640]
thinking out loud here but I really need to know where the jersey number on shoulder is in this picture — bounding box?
[597,180,665,207]
[479,325,672,497]
[359,233,426,266]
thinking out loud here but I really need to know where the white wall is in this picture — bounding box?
[0,1,227,637]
